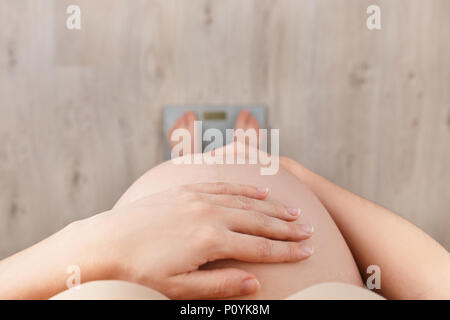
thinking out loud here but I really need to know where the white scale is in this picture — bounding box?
[163,106,266,160]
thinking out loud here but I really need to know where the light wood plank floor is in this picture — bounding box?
[0,0,449,258]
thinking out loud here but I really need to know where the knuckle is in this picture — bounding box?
[287,243,300,261]
[236,195,253,210]
[256,239,273,258]
[214,182,229,193]
[190,200,211,214]
[275,204,287,217]
[211,277,230,297]
[288,223,298,236]
[249,212,269,232]
[258,214,272,230]
[195,226,220,251]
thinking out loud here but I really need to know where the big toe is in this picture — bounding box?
[185,111,197,122]
[235,110,251,129]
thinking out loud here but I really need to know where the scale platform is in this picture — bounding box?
[163,105,266,160]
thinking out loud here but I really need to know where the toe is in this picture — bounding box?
[185,111,197,121]
[235,110,250,129]
[248,115,260,131]
[169,116,185,138]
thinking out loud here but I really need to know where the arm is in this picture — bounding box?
[0,220,116,299]
[0,182,313,299]
[280,157,450,299]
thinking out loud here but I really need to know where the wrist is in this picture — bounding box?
[281,157,307,179]
[66,212,122,285]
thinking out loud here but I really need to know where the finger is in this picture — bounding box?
[222,208,313,241]
[182,182,270,200]
[200,194,301,221]
[222,232,314,263]
[168,269,260,299]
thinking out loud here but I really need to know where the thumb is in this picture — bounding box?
[167,268,260,299]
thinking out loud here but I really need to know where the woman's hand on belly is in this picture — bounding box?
[92,182,314,299]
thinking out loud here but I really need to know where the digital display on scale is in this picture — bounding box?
[203,111,227,120]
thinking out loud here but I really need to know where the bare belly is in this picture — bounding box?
[115,160,363,299]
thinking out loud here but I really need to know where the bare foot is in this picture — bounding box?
[234,110,262,148]
[168,111,200,157]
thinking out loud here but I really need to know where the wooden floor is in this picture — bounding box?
[0,0,449,258]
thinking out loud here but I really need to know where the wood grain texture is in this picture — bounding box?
[0,0,449,258]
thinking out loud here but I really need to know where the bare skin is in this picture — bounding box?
[169,109,263,156]
[234,109,262,147]
[168,111,200,156]
[0,183,313,299]
[1,111,448,300]
[280,158,450,299]
[113,110,449,299]
[114,110,364,299]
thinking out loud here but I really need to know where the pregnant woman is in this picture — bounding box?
[1,111,448,300]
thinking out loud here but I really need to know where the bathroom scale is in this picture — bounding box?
[163,106,266,160]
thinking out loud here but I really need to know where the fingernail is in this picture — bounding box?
[301,224,314,234]
[301,244,314,256]
[257,187,269,195]
[286,207,301,217]
[241,278,260,295]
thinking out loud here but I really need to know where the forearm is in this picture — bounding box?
[0,215,116,299]
[281,158,450,299]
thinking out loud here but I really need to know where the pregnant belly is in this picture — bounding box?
[115,160,363,299]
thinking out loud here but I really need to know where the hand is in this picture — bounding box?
[87,182,314,299]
